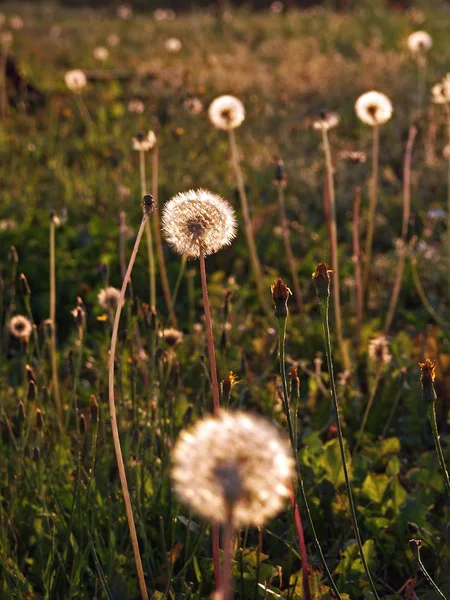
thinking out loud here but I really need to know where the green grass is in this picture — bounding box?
[0,1,449,598]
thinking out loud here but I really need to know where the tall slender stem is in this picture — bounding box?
[276,185,302,312]
[275,301,341,599]
[222,509,233,600]
[445,104,450,297]
[354,363,383,453]
[139,149,156,309]
[428,402,450,498]
[75,93,93,129]
[151,145,177,326]
[383,126,417,334]
[108,212,150,600]
[363,123,380,302]
[198,246,222,591]
[409,540,446,600]
[321,127,349,371]
[353,187,363,347]
[49,217,62,424]
[316,275,379,599]
[228,129,272,318]
[289,487,311,600]
[410,257,450,328]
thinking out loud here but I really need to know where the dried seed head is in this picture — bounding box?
[10,315,32,339]
[408,539,422,555]
[162,189,236,258]
[419,358,437,404]
[355,91,393,126]
[208,95,245,131]
[161,328,183,347]
[407,31,432,54]
[64,69,87,93]
[171,411,294,528]
[98,287,123,311]
[368,335,392,366]
[271,278,291,320]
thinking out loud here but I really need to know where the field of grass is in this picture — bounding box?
[0,1,450,598]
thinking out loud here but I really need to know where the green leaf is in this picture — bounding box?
[361,473,390,504]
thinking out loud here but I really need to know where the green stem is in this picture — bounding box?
[49,219,63,426]
[446,104,450,298]
[354,363,383,453]
[277,317,342,599]
[317,296,379,599]
[410,257,450,329]
[427,402,450,498]
[410,541,446,600]
[139,149,156,310]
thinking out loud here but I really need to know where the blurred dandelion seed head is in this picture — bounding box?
[117,4,133,20]
[165,37,182,53]
[93,46,109,61]
[161,328,183,347]
[64,69,87,93]
[162,189,236,258]
[368,335,392,365]
[1,31,13,49]
[9,15,24,31]
[313,110,340,131]
[128,99,145,114]
[355,91,393,126]
[407,31,432,54]
[10,315,32,339]
[132,130,156,151]
[431,74,450,104]
[171,411,294,527]
[208,95,245,131]
[98,287,123,311]
[107,33,120,48]
[183,97,203,115]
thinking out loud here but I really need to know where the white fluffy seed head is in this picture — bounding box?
[171,411,294,528]
[161,189,236,258]
[132,130,156,151]
[10,315,32,339]
[355,91,393,126]
[98,287,123,310]
[368,335,392,366]
[407,31,432,54]
[432,74,450,104]
[164,37,182,53]
[312,111,340,131]
[93,46,109,61]
[64,69,87,93]
[208,95,245,130]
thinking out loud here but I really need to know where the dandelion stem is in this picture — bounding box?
[228,129,272,318]
[166,256,187,324]
[363,123,380,303]
[222,508,233,600]
[151,145,177,326]
[427,401,450,498]
[139,149,156,310]
[321,127,349,371]
[383,126,417,334]
[109,210,149,600]
[315,266,379,599]
[289,486,311,600]
[49,217,63,425]
[410,257,450,329]
[198,245,223,591]
[445,104,450,297]
[409,540,446,600]
[276,184,302,312]
[354,363,383,453]
[353,187,363,347]
[74,93,93,129]
[275,304,341,599]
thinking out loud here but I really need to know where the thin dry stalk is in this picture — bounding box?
[151,145,177,327]
[363,123,380,302]
[289,487,311,600]
[139,149,156,309]
[119,211,127,279]
[353,187,363,347]
[108,208,150,600]
[446,104,450,297]
[410,256,450,329]
[49,217,62,424]
[277,185,302,312]
[321,128,349,371]
[228,129,272,318]
[383,126,417,334]
[222,509,233,600]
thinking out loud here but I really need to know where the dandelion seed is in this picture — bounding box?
[128,99,145,114]
[431,73,450,104]
[64,69,87,93]
[93,46,109,62]
[162,188,236,258]
[407,31,432,54]
[132,130,156,152]
[98,287,123,311]
[355,91,393,126]
[10,315,32,339]
[171,411,294,527]
[164,37,182,53]
[368,335,392,366]
[183,97,203,115]
[208,95,245,131]
[312,110,340,131]
[161,328,183,347]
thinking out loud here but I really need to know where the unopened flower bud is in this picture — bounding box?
[27,380,36,401]
[312,263,331,300]
[20,273,31,296]
[36,408,44,430]
[271,278,291,320]
[419,359,437,405]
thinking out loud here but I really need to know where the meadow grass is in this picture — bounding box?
[0,1,450,599]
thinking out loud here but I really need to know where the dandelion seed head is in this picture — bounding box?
[117,4,133,20]
[407,31,432,54]
[162,189,236,258]
[183,97,203,115]
[132,130,156,151]
[10,315,32,339]
[128,99,145,114]
[355,91,393,126]
[93,46,109,61]
[98,287,123,310]
[1,31,13,49]
[64,69,87,93]
[208,95,245,131]
[107,33,120,48]
[9,15,24,31]
[161,328,183,347]
[368,335,392,365]
[312,110,340,131]
[431,74,450,104]
[164,37,182,53]
[171,411,294,527]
